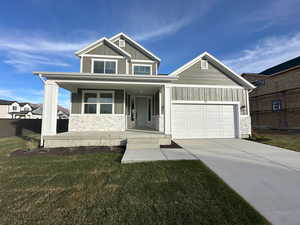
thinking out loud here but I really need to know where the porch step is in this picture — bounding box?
[127,138,160,144]
[126,143,160,150]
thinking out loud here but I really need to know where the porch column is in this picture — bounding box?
[164,84,171,135]
[41,80,58,144]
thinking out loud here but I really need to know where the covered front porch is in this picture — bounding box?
[39,74,174,147]
[43,129,171,148]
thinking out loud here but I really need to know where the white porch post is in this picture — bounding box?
[164,84,171,135]
[41,80,58,145]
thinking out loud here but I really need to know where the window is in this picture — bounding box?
[119,40,125,48]
[272,100,282,112]
[133,64,151,75]
[93,60,117,74]
[83,91,114,114]
[99,93,113,114]
[200,59,208,69]
[12,106,17,110]
[24,107,30,111]
[252,80,265,87]
[84,93,97,114]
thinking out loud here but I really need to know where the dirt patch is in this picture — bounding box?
[160,140,183,149]
[10,145,125,157]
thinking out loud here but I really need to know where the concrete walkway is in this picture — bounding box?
[175,138,300,225]
[121,147,196,163]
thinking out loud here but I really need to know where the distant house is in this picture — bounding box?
[0,99,69,119]
[242,56,300,130]
[32,105,69,119]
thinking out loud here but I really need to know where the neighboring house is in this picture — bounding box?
[0,99,69,119]
[0,100,15,118]
[242,56,300,130]
[34,32,254,146]
[32,105,69,119]
[0,100,37,119]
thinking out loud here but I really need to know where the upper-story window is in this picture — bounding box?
[252,80,265,87]
[92,59,117,74]
[272,100,282,112]
[12,106,17,111]
[133,64,152,75]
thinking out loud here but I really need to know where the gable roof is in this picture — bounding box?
[260,56,300,75]
[32,104,69,116]
[109,32,161,62]
[170,52,255,89]
[75,37,131,58]
[0,99,16,105]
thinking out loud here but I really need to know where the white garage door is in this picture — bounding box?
[171,104,238,139]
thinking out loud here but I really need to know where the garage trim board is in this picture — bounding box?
[171,101,240,139]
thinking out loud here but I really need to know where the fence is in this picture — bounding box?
[0,119,68,138]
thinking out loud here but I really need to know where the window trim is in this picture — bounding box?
[132,64,152,75]
[272,100,282,112]
[82,90,115,115]
[91,58,118,74]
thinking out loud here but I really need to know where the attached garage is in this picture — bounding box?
[171,103,239,139]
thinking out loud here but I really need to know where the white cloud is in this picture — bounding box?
[0,88,39,103]
[0,31,91,72]
[223,32,300,73]
[132,16,195,42]
[248,0,299,27]
[127,0,214,41]
[4,51,70,72]
[0,37,88,53]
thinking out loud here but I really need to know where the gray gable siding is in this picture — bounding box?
[172,87,249,115]
[87,42,121,56]
[173,61,240,86]
[82,57,126,74]
[114,38,152,60]
[71,89,124,114]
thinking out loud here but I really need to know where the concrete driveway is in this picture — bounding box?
[175,138,300,225]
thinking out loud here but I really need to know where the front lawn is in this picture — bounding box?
[249,130,300,152]
[0,135,269,225]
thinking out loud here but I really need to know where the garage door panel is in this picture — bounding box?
[172,104,237,139]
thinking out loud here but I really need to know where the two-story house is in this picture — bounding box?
[0,100,37,119]
[0,100,69,120]
[35,32,255,147]
[242,56,300,130]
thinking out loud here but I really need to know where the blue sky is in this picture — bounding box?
[0,0,299,108]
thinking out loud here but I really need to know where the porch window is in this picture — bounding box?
[92,60,117,74]
[83,91,114,114]
[83,93,97,114]
[133,64,151,75]
[99,93,113,114]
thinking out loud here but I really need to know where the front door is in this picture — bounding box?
[135,97,148,128]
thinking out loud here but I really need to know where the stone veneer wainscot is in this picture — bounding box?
[69,114,125,132]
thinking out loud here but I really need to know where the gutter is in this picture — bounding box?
[33,72,178,81]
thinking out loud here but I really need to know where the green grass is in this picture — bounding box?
[249,132,300,152]
[0,135,269,225]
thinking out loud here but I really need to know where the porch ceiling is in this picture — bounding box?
[58,82,161,95]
